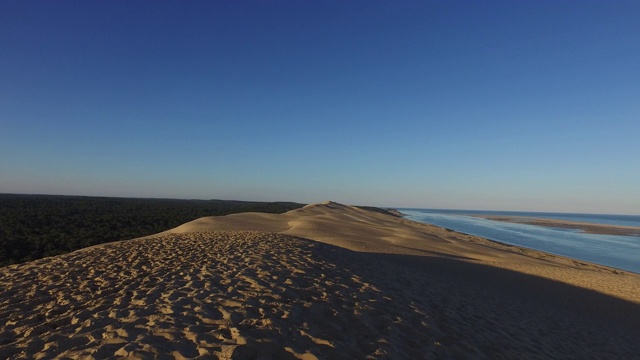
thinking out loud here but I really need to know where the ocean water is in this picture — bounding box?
[401,209,640,274]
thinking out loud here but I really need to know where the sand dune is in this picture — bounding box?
[1,202,639,359]
[166,202,640,302]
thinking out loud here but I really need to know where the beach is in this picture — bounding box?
[1,202,639,359]
[472,215,640,236]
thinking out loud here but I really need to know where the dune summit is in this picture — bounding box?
[1,202,639,359]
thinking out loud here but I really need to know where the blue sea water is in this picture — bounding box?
[400,209,640,274]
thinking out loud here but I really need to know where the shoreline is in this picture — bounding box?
[399,216,635,275]
[472,214,640,236]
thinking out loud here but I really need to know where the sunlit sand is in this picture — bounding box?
[1,202,638,358]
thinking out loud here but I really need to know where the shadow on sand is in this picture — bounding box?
[309,240,640,358]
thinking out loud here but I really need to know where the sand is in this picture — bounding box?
[472,214,640,236]
[1,202,639,359]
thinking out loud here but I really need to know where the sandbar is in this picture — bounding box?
[473,214,640,236]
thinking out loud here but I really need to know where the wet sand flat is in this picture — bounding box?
[472,215,640,236]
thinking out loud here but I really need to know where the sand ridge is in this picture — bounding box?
[1,202,639,359]
[162,201,640,303]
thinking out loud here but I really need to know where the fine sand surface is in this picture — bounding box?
[1,202,639,359]
[472,214,640,236]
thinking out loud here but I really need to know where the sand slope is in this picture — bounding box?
[167,202,640,303]
[1,202,639,359]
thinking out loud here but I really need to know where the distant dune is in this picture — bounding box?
[1,201,639,359]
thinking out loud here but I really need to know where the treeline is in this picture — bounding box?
[0,194,304,266]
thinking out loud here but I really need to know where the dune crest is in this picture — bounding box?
[162,202,640,302]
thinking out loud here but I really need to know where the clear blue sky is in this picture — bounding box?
[1,1,639,214]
